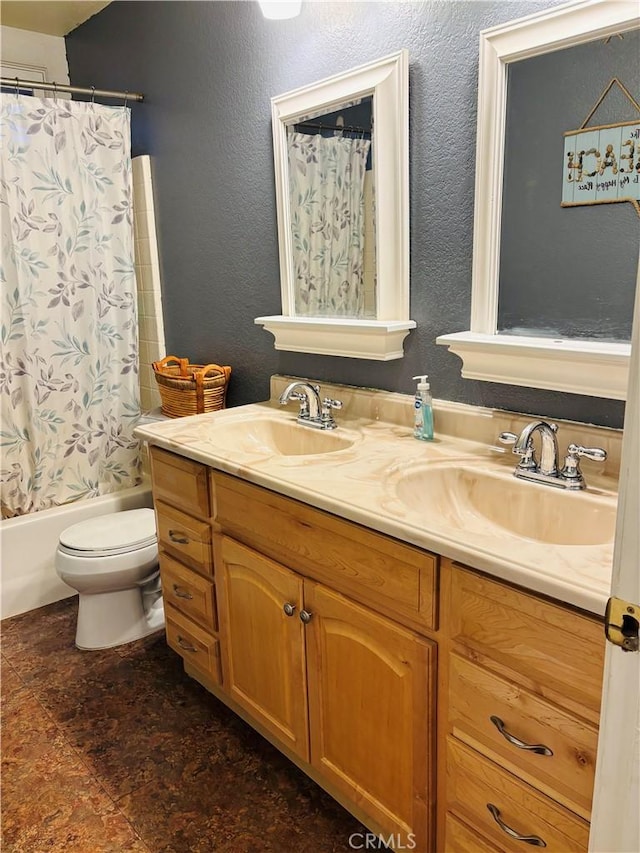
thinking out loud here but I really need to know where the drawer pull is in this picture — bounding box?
[490,715,553,756]
[169,530,190,545]
[300,609,313,624]
[486,804,546,847]
[176,635,197,653]
[283,602,296,617]
[172,584,193,600]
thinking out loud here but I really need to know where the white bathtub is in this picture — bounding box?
[1,481,154,620]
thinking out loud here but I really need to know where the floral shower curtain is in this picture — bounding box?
[287,131,371,317]
[0,95,141,517]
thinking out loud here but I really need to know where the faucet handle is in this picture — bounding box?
[567,443,607,463]
[560,443,607,488]
[320,397,342,427]
[498,431,536,470]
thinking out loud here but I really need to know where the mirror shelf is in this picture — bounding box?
[256,50,414,360]
[437,0,639,399]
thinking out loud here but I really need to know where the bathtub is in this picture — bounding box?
[1,481,154,620]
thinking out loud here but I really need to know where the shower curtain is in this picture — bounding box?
[0,95,141,517]
[287,131,371,317]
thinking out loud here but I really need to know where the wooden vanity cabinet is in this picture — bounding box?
[148,449,607,853]
[438,561,605,852]
[213,478,436,850]
[149,447,221,686]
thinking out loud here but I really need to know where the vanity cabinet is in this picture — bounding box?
[148,448,606,853]
[439,562,605,852]
[213,476,436,849]
[149,447,221,686]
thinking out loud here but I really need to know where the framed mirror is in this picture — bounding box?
[255,50,415,361]
[437,0,640,399]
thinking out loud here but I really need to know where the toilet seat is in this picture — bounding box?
[59,508,157,558]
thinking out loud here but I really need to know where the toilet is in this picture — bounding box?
[55,508,164,650]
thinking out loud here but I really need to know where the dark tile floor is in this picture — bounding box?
[1,598,367,852]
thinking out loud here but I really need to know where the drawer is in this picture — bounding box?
[211,471,438,632]
[448,564,604,718]
[448,653,597,819]
[165,607,221,685]
[150,447,210,518]
[160,552,218,632]
[444,813,504,853]
[447,738,590,852]
[156,500,213,575]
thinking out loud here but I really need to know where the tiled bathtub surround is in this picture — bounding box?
[133,155,166,413]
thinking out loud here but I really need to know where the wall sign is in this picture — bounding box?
[562,78,640,217]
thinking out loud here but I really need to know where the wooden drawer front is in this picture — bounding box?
[156,500,213,575]
[449,653,597,819]
[160,552,217,632]
[447,738,590,852]
[449,565,604,718]
[211,472,438,632]
[165,607,221,685]
[150,447,210,518]
[444,813,504,853]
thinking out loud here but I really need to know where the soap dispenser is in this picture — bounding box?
[413,375,434,441]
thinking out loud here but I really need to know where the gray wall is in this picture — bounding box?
[66,0,627,428]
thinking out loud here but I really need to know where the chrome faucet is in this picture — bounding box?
[279,381,342,430]
[499,420,606,490]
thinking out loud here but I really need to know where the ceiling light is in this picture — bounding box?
[258,1,302,20]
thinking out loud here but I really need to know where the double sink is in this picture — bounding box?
[184,410,617,549]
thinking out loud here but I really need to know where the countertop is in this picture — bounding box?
[135,382,619,617]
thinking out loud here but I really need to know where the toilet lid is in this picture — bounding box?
[59,508,157,554]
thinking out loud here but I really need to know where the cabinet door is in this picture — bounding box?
[217,537,309,761]
[305,581,434,849]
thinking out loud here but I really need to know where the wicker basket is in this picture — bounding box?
[152,356,231,418]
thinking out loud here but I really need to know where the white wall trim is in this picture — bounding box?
[437,331,631,400]
[447,0,639,397]
[255,315,416,361]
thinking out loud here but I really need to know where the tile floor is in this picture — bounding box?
[1,597,367,852]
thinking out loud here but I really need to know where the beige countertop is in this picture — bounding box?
[136,377,620,617]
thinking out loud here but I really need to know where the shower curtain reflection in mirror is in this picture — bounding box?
[0,95,141,517]
[287,130,372,317]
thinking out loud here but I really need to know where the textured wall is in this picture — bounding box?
[65,0,628,428]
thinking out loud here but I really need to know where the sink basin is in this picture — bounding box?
[393,465,616,546]
[208,416,356,457]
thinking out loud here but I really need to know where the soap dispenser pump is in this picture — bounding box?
[413,375,434,441]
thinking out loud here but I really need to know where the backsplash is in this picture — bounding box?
[270,375,623,483]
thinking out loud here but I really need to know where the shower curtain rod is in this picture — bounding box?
[1,76,144,102]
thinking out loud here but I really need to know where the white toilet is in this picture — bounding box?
[55,508,164,650]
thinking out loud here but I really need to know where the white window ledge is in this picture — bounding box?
[255,315,416,361]
[436,331,631,400]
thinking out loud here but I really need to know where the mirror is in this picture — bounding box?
[255,50,415,361]
[437,0,640,399]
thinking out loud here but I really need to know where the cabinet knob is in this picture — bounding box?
[490,716,553,756]
[486,804,546,847]
[299,609,313,624]
[283,602,296,617]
